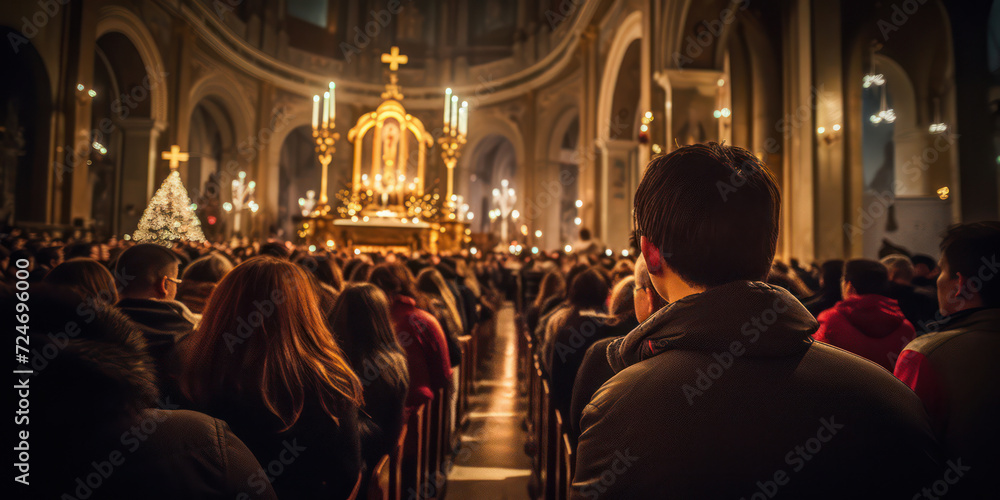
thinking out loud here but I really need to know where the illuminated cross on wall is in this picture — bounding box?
[161,145,189,170]
[381,46,408,71]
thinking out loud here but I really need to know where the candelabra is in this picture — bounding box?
[223,170,255,236]
[491,179,517,243]
[312,82,340,211]
[438,88,469,205]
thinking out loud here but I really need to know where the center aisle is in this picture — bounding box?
[444,303,532,499]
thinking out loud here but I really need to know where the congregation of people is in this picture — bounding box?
[5,234,499,499]
[4,143,998,499]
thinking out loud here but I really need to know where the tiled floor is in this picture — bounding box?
[444,304,532,499]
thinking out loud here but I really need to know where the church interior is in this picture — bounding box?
[5,1,1000,499]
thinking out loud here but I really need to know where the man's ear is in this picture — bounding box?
[640,236,664,276]
[157,276,170,299]
[955,272,975,301]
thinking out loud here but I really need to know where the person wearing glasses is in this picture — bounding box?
[115,243,197,400]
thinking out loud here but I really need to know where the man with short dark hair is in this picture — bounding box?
[813,259,916,370]
[895,222,1000,496]
[571,143,939,499]
[115,243,195,397]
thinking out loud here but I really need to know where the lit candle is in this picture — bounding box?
[322,92,330,129]
[459,101,468,136]
[451,95,459,137]
[312,95,319,129]
[328,82,336,125]
[444,88,452,129]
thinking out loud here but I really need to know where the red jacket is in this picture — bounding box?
[813,294,916,371]
[389,296,453,408]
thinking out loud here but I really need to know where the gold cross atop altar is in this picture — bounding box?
[161,145,189,170]
[381,46,408,71]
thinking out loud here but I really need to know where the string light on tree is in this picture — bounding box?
[132,145,206,246]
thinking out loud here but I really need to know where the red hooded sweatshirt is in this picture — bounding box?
[813,294,916,371]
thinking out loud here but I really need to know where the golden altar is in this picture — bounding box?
[299,46,470,253]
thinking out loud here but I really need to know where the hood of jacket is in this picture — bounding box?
[33,294,160,431]
[607,281,818,373]
[830,294,907,339]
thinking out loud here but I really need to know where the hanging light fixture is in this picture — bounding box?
[870,82,895,125]
[929,97,947,134]
[863,42,885,89]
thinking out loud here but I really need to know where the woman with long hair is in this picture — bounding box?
[416,267,463,367]
[329,283,409,471]
[43,258,119,306]
[182,256,364,499]
[369,262,452,409]
[526,270,566,336]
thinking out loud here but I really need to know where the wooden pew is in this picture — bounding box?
[401,405,425,500]
[347,470,363,500]
[561,433,574,500]
[367,454,391,500]
[547,406,562,500]
[389,424,408,500]
[457,335,472,427]
[538,379,551,500]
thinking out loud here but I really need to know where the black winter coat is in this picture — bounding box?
[573,281,942,499]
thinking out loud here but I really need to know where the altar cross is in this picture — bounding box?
[161,145,189,170]
[381,46,408,71]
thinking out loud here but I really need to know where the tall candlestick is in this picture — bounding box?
[459,101,468,136]
[444,88,452,129]
[328,82,336,125]
[322,92,330,129]
[312,95,319,129]
[451,95,458,137]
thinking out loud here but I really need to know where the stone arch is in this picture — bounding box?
[263,98,320,237]
[94,5,168,126]
[595,10,644,250]
[597,10,643,143]
[185,73,255,157]
[543,105,581,250]
[458,112,525,200]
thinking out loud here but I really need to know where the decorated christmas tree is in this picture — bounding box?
[132,147,206,245]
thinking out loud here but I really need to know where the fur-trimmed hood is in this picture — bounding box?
[31,289,160,425]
